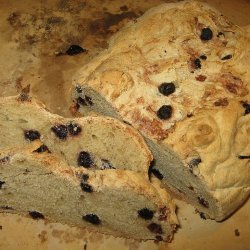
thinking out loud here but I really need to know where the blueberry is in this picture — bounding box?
[194,58,202,69]
[158,82,176,96]
[188,158,202,174]
[199,54,207,60]
[242,102,250,115]
[33,145,50,153]
[80,183,93,193]
[0,181,5,189]
[75,86,83,93]
[221,55,232,60]
[29,211,44,220]
[18,93,30,102]
[77,96,93,106]
[77,151,93,168]
[157,105,172,120]
[85,95,93,106]
[238,155,250,159]
[199,212,206,220]
[67,123,82,136]
[138,208,154,220]
[51,124,68,140]
[77,97,88,106]
[82,214,101,225]
[24,130,40,141]
[66,45,86,56]
[198,197,209,208]
[150,168,163,180]
[200,28,213,40]
[189,158,202,167]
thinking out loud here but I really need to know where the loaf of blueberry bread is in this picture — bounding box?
[0,95,152,173]
[0,145,178,241]
[72,0,250,221]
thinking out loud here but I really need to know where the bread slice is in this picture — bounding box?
[72,0,250,221]
[0,95,152,174]
[0,146,178,241]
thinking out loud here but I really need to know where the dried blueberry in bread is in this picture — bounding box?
[24,130,41,141]
[51,124,68,140]
[29,211,45,220]
[78,151,94,168]
[82,214,101,225]
[200,27,213,41]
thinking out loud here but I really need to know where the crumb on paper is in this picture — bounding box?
[83,242,88,250]
[234,229,240,237]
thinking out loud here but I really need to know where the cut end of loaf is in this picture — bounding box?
[0,149,178,241]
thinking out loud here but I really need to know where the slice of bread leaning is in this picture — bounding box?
[72,0,250,221]
[0,145,178,241]
[0,95,152,174]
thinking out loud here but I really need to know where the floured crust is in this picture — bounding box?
[74,0,250,219]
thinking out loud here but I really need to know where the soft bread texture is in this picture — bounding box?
[0,146,177,241]
[0,95,152,173]
[73,0,250,220]
[0,95,178,240]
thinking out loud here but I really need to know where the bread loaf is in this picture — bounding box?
[73,0,250,220]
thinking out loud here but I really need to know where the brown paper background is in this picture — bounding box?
[0,0,249,249]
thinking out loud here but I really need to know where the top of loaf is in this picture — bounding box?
[74,0,249,140]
